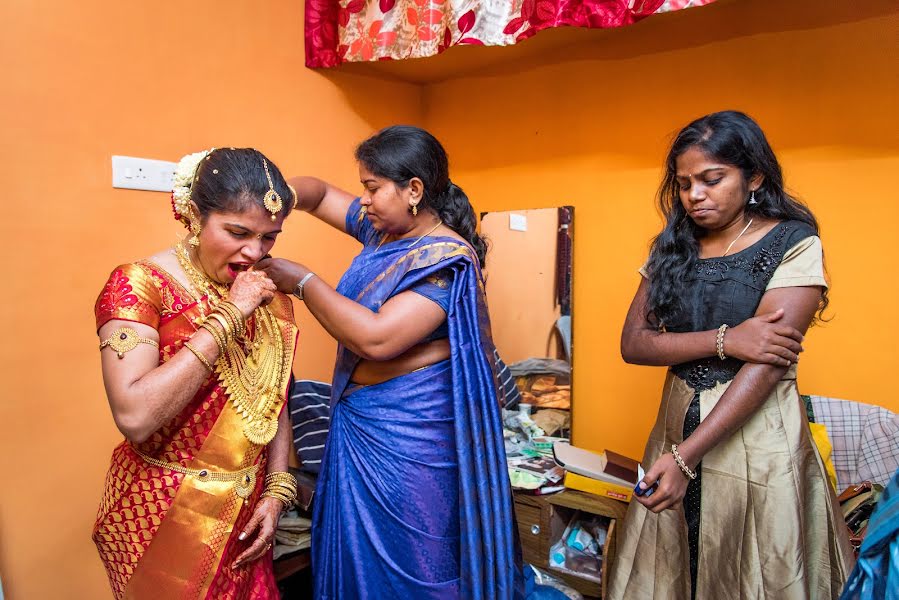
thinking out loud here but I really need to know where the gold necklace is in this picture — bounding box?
[376,220,443,251]
[722,218,754,257]
[175,241,229,322]
[173,240,289,445]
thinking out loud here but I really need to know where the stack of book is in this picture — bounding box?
[552,443,639,503]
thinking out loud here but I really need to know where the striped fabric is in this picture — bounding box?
[289,379,331,475]
[495,350,522,410]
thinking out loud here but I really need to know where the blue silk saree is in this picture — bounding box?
[311,200,524,599]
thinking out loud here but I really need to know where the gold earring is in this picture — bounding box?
[412,204,418,217]
[188,207,202,247]
[189,220,201,247]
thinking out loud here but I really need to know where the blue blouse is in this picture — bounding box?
[345,198,451,342]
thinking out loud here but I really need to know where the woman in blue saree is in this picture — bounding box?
[260,126,524,599]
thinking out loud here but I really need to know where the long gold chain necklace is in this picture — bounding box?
[376,219,443,251]
[175,241,228,322]
[174,240,288,445]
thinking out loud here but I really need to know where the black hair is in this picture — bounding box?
[191,148,292,221]
[646,110,828,326]
[354,125,487,266]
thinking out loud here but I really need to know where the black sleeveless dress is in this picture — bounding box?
[608,221,854,600]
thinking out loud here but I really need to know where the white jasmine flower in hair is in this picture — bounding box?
[171,149,213,217]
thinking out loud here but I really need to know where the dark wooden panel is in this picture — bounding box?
[514,500,548,567]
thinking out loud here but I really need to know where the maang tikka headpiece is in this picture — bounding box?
[261,159,282,221]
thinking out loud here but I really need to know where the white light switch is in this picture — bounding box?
[112,156,177,192]
[509,213,528,232]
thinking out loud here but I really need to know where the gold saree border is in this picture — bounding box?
[124,297,297,600]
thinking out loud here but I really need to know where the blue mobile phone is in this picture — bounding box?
[634,464,657,498]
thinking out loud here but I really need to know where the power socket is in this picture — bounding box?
[112,155,177,192]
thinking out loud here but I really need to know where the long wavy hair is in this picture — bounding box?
[645,111,828,327]
[355,125,488,267]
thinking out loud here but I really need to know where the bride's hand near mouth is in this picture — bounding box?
[227,268,278,318]
[255,258,309,295]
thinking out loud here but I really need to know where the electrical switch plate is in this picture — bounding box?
[112,155,177,192]
[509,213,528,232]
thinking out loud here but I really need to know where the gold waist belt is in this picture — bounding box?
[132,447,259,499]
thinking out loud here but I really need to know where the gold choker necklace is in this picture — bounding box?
[174,240,289,445]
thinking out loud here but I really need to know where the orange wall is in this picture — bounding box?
[3,1,897,597]
[0,2,423,598]
[424,1,899,459]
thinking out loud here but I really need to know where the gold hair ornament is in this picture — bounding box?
[262,159,283,221]
[172,148,215,227]
[100,327,159,358]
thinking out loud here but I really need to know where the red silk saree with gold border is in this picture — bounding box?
[93,260,297,599]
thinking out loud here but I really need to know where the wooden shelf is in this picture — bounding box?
[514,489,627,599]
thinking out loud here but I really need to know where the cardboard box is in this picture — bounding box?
[563,471,633,503]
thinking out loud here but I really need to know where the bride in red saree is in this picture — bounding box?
[93,148,299,599]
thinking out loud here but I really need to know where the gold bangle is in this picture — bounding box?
[184,341,214,372]
[218,301,246,336]
[214,306,240,340]
[671,444,697,480]
[265,472,297,486]
[208,312,234,344]
[264,482,297,495]
[261,483,297,507]
[99,327,159,359]
[216,309,241,340]
[199,322,224,355]
[200,319,228,354]
[209,312,235,348]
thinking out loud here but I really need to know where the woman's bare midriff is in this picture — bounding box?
[351,338,450,386]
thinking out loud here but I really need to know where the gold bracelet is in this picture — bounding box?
[265,472,298,486]
[218,301,246,337]
[200,319,228,354]
[184,341,214,372]
[261,483,297,508]
[261,492,293,509]
[199,321,225,355]
[716,324,728,360]
[671,444,697,480]
[99,327,159,359]
[214,306,240,341]
[208,312,234,344]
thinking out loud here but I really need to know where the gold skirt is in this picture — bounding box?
[608,367,855,599]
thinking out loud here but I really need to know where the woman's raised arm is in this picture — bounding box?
[289,176,356,233]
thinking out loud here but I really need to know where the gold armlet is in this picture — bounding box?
[99,327,159,359]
